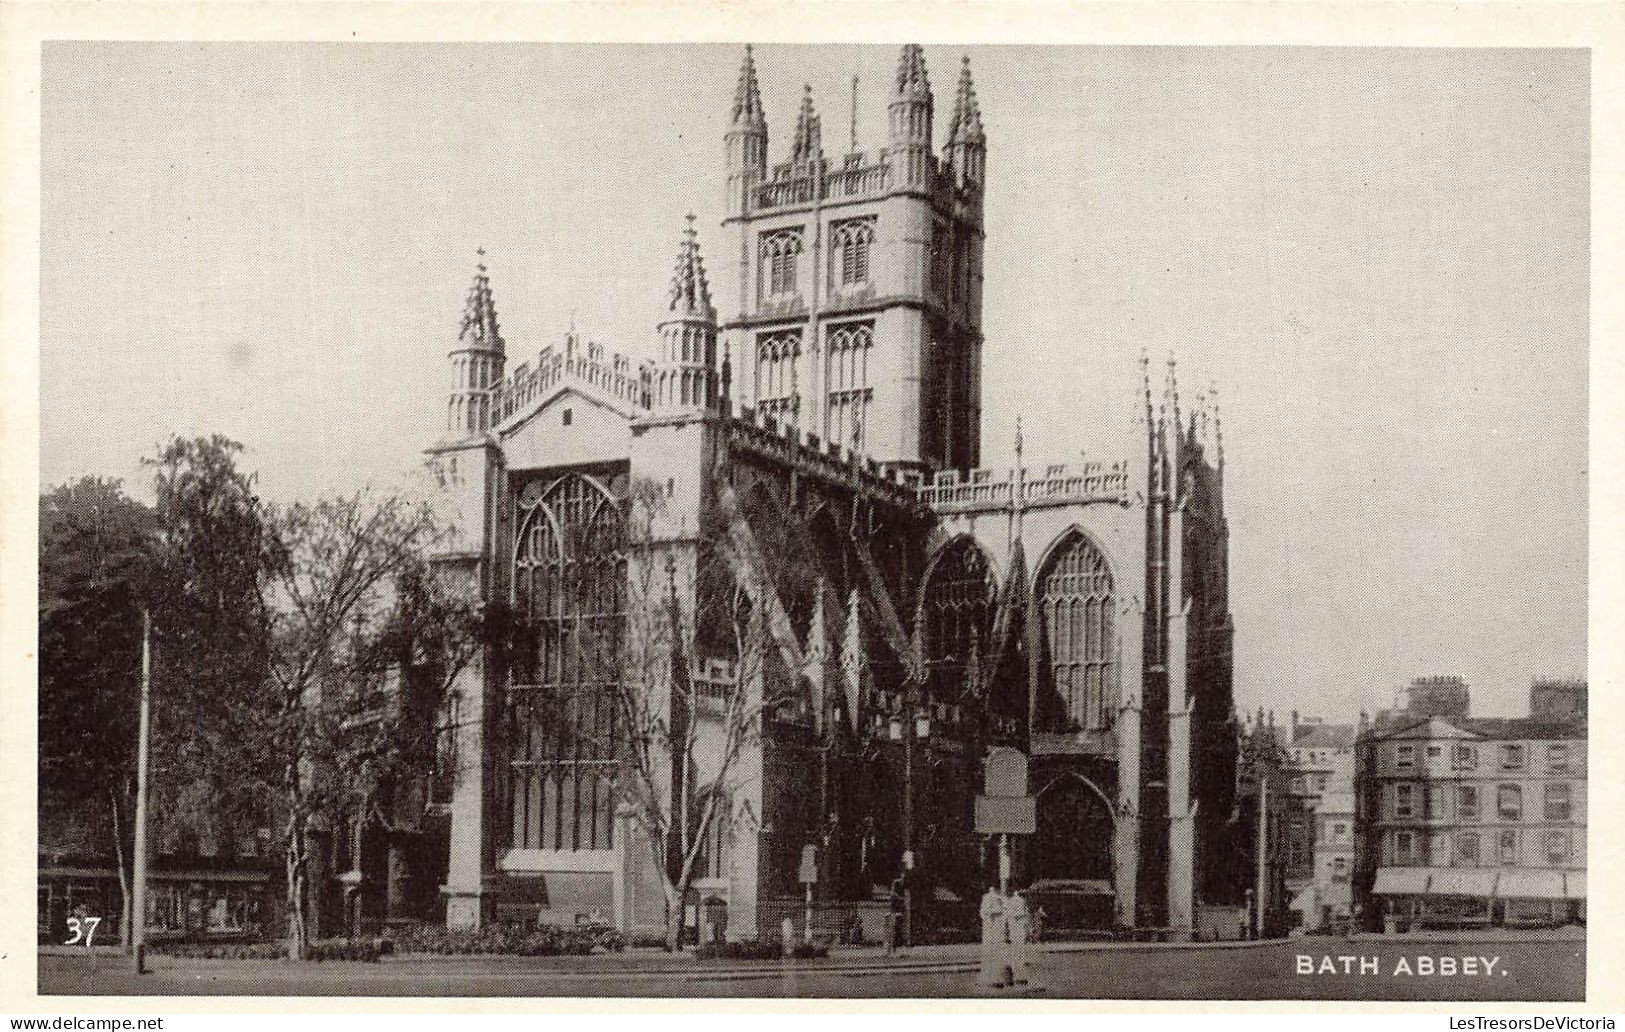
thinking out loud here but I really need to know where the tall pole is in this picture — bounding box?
[1254,767,1268,939]
[131,607,153,974]
[902,672,915,948]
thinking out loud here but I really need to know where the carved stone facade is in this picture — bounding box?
[416,45,1238,942]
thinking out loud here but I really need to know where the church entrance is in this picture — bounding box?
[1028,774,1116,932]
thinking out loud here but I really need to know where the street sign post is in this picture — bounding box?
[799,844,818,944]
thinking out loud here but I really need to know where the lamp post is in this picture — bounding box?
[131,607,153,974]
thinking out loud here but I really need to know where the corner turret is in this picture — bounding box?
[945,56,986,190]
[888,44,934,189]
[726,45,769,218]
[651,215,719,416]
[445,248,506,439]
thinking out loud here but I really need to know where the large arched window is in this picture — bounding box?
[760,228,803,297]
[921,537,995,707]
[508,473,625,852]
[1035,531,1117,732]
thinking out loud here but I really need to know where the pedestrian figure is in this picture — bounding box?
[884,875,906,956]
[1005,888,1032,986]
[977,885,1010,988]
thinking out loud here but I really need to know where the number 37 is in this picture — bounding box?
[65,916,101,947]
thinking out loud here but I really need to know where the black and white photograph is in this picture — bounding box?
[21,25,1597,1009]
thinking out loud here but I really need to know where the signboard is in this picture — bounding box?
[975,794,1037,835]
[984,746,1029,798]
[798,844,818,885]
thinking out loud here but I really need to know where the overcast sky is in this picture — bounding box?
[40,43,1588,722]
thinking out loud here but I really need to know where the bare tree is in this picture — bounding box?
[263,491,447,958]
[609,477,812,951]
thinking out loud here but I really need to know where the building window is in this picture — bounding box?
[1333,821,1348,841]
[1497,784,1522,822]
[1455,744,1477,770]
[1396,744,1415,769]
[1394,783,1415,819]
[509,472,625,853]
[1548,743,1569,773]
[1545,830,1569,865]
[1458,831,1480,865]
[1291,776,1305,794]
[760,228,803,297]
[1034,530,1118,733]
[755,329,801,419]
[921,537,996,714]
[1332,857,1348,879]
[1426,784,1447,820]
[1394,831,1415,866]
[1544,783,1571,821]
[824,322,874,450]
[1426,745,1441,759]
[830,217,875,288]
[1501,743,1525,770]
[562,408,572,426]
[1498,829,1518,865]
[1458,785,1479,821]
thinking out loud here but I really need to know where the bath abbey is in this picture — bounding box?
[417,44,1238,943]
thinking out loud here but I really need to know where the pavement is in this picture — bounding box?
[36,932,1585,1001]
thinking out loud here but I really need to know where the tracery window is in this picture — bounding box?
[1035,531,1117,732]
[756,329,801,420]
[825,322,873,450]
[508,473,625,852]
[760,228,803,297]
[830,217,875,288]
[920,537,995,708]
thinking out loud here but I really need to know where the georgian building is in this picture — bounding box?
[1283,716,1356,932]
[392,45,1239,943]
[1355,678,1587,931]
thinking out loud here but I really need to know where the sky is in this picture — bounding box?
[39,43,1588,723]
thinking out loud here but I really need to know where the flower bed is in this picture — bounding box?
[149,937,391,962]
[391,922,625,956]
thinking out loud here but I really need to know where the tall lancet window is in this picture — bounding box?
[921,537,995,709]
[760,228,803,298]
[830,217,875,288]
[1035,531,1117,733]
[508,472,625,852]
[825,321,873,450]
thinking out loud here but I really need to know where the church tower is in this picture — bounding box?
[444,249,506,439]
[721,44,986,475]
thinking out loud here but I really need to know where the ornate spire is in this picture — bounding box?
[731,44,766,130]
[895,43,931,99]
[458,247,503,351]
[667,213,715,321]
[791,84,822,164]
[1211,381,1225,471]
[947,56,985,144]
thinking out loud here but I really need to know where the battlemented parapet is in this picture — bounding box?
[493,333,651,425]
[918,461,1134,514]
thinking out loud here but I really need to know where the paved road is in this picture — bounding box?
[38,936,1584,1001]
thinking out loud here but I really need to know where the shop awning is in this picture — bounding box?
[1426,867,1498,897]
[1564,871,1586,900]
[1496,868,1566,900]
[1372,867,1429,895]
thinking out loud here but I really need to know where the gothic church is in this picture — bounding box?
[413,44,1238,942]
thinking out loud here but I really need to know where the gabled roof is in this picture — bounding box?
[1370,715,1481,742]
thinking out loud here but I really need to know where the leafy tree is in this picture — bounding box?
[38,476,156,944]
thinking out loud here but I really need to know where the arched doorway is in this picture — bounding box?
[1030,773,1117,930]
[1033,774,1114,883]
